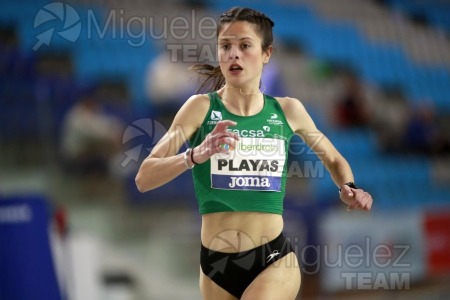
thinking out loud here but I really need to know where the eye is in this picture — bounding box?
[241,43,251,49]
[221,44,230,50]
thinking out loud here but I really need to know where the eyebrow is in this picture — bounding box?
[219,36,254,42]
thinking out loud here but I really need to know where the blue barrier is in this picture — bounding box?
[0,195,63,300]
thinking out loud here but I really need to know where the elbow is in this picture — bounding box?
[135,158,159,193]
[135,172,149,193]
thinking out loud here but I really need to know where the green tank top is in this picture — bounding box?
[189,91,295,215]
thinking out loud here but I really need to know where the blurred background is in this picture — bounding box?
[1,0,450,299]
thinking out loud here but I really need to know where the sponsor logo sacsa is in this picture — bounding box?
[227,128,265,137]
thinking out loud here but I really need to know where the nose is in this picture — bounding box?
[229,45,239,60]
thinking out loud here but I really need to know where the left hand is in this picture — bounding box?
[340,184,373,211]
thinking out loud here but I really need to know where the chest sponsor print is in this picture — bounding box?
[210,137,286,191]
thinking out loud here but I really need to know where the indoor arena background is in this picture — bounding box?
[1,0,450,299]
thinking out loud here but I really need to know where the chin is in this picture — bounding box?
[226,76,246,86]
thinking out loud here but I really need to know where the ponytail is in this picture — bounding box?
[190,64,225,93]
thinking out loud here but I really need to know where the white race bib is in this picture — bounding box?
[210,137,286,191]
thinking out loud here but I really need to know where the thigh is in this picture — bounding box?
[241,252,301,300]
[199,267,238,300]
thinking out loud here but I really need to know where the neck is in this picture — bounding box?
[219,84,264,116]
[225,84,263,96]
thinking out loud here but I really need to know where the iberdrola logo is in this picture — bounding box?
[33,2,81,51]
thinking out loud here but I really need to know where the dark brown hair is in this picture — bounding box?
[191,7,275,93]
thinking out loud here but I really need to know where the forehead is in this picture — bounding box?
[218,21,260,41]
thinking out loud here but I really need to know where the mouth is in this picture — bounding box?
[229,63,243,74]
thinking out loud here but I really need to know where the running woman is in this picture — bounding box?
[136,7,373,300]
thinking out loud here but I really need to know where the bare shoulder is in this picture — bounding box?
[173,93,210,128]
[274,96,307,112]
[183,93,210,112]
[273,96,316,133]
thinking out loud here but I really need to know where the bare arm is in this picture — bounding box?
[135,95,209,192]
[278,97,372,211]
[135,94,240,192]
[278,97,354,187]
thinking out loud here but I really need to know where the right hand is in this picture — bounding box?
[340,184,373,211]
[192,120,240,164]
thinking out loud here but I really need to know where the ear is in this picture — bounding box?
[263,45,273,64]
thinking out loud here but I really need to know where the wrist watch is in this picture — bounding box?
[339,182,358,193]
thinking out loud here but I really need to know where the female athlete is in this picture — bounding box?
[136,7,373,300]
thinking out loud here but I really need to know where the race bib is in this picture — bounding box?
[210,137,286,191]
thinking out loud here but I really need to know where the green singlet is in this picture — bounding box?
[189,91,295,215]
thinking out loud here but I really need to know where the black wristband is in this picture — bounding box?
[190,147,199,165]
[339,182,358,193]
